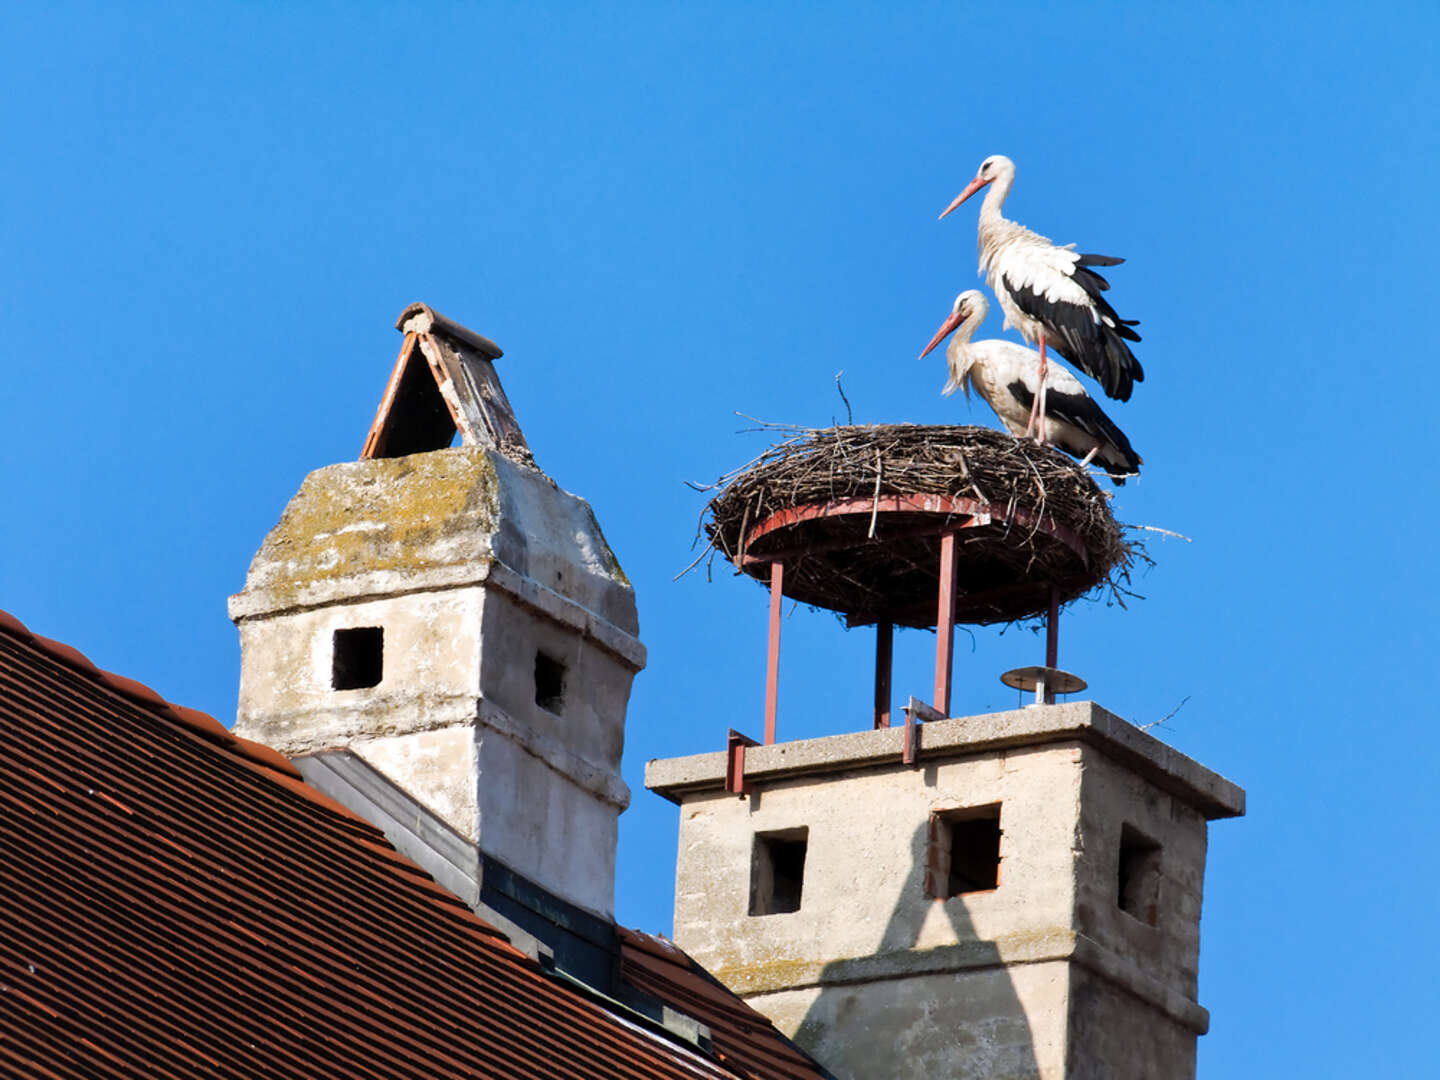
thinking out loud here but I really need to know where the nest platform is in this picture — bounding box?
[705,424,1130,626]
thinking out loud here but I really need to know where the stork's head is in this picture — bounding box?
[919,290,987,399]
[939,154,1014,219]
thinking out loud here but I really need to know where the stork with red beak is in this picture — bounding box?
[940,155,1143,436]
[920,290,1141,484]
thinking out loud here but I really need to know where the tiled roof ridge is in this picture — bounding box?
[0,606,513,938]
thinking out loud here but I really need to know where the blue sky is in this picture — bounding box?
[4,3,1437,1074]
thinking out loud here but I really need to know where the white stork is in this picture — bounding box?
[940,154,1143,435]
[920,290,1141,484]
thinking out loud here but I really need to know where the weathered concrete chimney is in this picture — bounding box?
[230,305,644,921]
[647,703,1244,1079]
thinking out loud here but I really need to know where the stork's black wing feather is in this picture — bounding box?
[1001,266,1145,402]
[1004,380,1142,485]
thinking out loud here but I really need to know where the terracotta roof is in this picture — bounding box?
[620,929,833,1080]
[0,610,760,1080]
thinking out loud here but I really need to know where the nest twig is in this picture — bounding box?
[695,423,1141,626]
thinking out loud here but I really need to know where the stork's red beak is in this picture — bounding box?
[919,308,966,359]
[938,175,990,220]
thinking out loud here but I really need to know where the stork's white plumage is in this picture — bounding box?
[919,290,1141,484]
[940,155,1144,418]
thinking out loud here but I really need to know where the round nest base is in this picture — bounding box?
[704,424,1132,626]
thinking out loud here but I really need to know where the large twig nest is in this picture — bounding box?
[702,424,1137,626]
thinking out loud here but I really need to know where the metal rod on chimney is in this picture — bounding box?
[1044,584,1060,705]
[764,561,784,744]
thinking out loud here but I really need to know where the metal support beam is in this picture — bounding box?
[764,561,784,745]
[874,621,893,729]
[933,532,959,715]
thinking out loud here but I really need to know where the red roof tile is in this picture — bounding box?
[0,612,756,1080]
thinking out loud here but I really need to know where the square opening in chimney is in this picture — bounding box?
[927,804,1002,897]
[749,827,808,916]
[332,627,384,690]
[534,652,566,713]
[1117,824,1162,925]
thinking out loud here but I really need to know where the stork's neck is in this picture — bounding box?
[978,163,1014,225]
[975,165,1016,269]
[945,314,982,395]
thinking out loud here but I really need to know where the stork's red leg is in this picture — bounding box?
[1027,333,1049,442]
[1037,366,1049,445]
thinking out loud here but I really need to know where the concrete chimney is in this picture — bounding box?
[647,702,1244,1079]
[229,307,645,921]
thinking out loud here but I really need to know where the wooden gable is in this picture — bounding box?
[362,303,531,463]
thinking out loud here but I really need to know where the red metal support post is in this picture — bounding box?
[1045,584,1060,671]
[933,532,959,716]
[764,561,784,745]
[874,621,894,729]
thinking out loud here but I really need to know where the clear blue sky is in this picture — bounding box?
[4,3,1436,1074]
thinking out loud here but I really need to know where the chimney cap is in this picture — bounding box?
[396,302,503,360]
[363,303,529,462]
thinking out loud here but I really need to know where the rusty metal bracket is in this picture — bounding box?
[903,697,946,767]
[725,729,760,796]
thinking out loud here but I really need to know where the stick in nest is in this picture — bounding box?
[867,448,883,539]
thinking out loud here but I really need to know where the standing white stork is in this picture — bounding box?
[920,290,1141,484]
[940,154,1143,437]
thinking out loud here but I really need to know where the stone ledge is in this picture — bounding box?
[235,693,480,753]
[486,562,647,671]
[644,701,1244,820]
[721,928,1210,1035]
[477,698,632,811]
[230,557,647,672]
[244,695,630,810]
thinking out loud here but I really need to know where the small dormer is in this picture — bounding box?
[229,304,645,920]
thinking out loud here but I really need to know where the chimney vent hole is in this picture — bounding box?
[1117,824,1162,926]
[927,805,1002,897]
[749,828,808,916]
[332,627,384,690]
[534,652,566,713]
